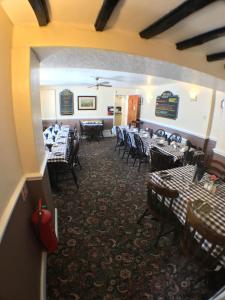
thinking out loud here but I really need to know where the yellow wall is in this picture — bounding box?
[0,5,22,215]
[12,24,225,82]
[210,91,225,156]
[30,50,45,169]
[11,48,45,175]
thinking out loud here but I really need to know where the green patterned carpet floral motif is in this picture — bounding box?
[47,138,213,300]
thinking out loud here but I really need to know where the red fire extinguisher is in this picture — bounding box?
[32,199,58,253]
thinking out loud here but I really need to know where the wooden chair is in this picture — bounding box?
[168,133,182,144]
[79,121,86,141]
[101,121,104,138]
[121,129,135,161]
[54,140,79,189]
[207,159,225,181]
[150,147,174,171]
[154,129,166,137]
[181,201,225,288]
[84,125,102,141]
[137,180,179,248]
[115,126,124,152]
[182,202,225,264]
[182,141,193,165]
[123,131,136,163]
[133,133,148,171]
[148,128,154,138]
[73,139,82,170]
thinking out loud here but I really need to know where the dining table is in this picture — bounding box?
[150,165,225,267]
[80,120,104,140]
[117,126,203,162]
[44,125,70,163]
[44,125,70,189]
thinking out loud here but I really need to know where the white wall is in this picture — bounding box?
[30,50,45,169]
[210,91,225,156]
[140,82,214,138]
[40,86,143,121]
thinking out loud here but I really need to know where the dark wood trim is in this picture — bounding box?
[140,119,205,151]
[28,0,50,26]
[212,151,225,165]
[42,118,114,130]
[203,138,216,156]
[207,51,225,62]
[0,185,42,300]
[95,0,121,31]
[139,0,217,39]
[140,119,220,157]
[176,26,225,50]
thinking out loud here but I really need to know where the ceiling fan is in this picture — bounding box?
[87,77,112,89]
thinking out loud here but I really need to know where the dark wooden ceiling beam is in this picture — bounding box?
[139,0,218,39]
[207,51,225,62]
[176,26,225,50]
[28,0,50,26]
[95,0,120,31]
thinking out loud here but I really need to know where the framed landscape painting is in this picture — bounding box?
[78,96,97,110]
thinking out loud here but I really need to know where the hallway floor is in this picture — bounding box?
[47,138,212,300]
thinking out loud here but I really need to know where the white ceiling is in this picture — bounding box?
[35,47,225,92]
[40,67,176,87]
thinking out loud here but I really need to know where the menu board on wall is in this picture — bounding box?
[60,89,74,115]
[155,91,179,119]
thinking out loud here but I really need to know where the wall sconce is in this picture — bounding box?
[221,99,224,111]
[147,95,153,104]
[190,91,198,102]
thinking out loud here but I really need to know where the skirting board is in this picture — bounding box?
[40,251,47,300]
[140,118,208,139]
[40,209,58,300]
[213,148,225,157]
[55,208,58,240]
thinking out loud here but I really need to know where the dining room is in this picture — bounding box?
[1,0,225,299]
[37,47,225,300]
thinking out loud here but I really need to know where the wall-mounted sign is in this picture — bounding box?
[60,89,74,115]
[155,91,179,120]
[107,106,114,115]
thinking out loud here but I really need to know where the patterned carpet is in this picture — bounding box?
[47,138,215,300]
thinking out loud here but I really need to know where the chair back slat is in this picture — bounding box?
[155,129,165,137]
[134,133,145,156]
[123,129,128,147]
[186,202,225,248]
[147,180,179,217]
[168,133,182,143]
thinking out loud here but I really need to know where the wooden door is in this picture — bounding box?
[127,95,140,124]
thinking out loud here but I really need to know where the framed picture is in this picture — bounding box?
[78,96,97,110]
